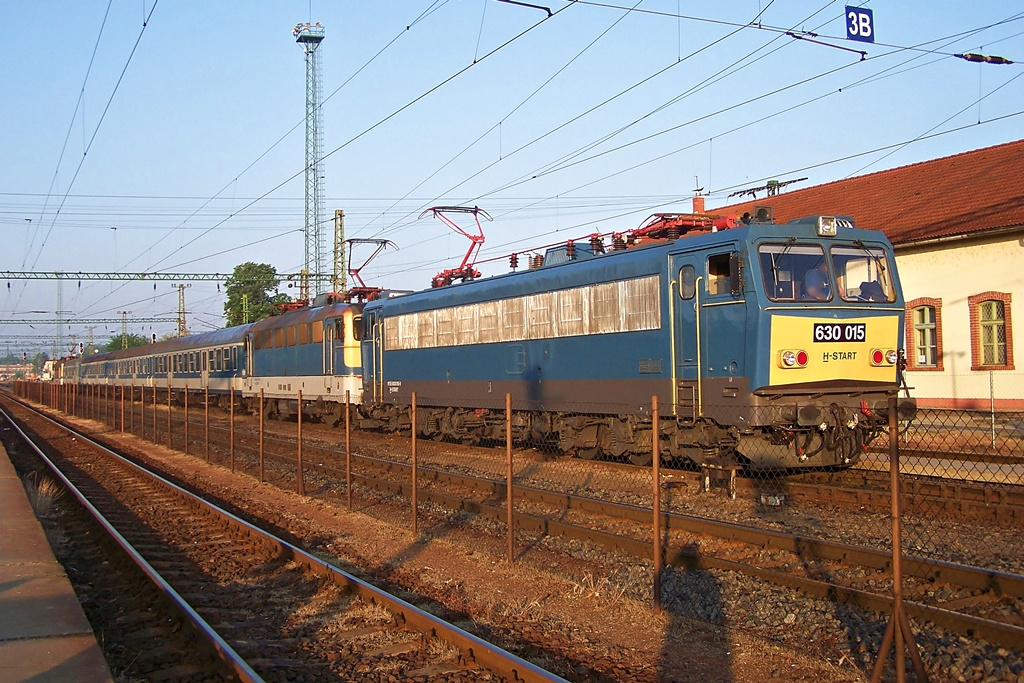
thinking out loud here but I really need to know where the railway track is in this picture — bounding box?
[1,398,566,683]
[13,390,1024,651]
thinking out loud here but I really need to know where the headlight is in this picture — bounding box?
[870,349,897,366]
[778,350,808,368]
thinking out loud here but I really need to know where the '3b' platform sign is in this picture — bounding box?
[845,6,875,43]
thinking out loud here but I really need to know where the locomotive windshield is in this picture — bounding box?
[758,242,895,303]
[758,243,830,302]
[829,245,895,302]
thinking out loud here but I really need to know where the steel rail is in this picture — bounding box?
[196,427,1024,651]
[152,412,1024,602]
[0,406,265,683]
[3,398,568,683]
[327,461,1024,650]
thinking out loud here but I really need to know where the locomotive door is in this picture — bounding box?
[323,322,335,375]
[361,311,381,402]
[332,319,347,376]
[671,253,702,419]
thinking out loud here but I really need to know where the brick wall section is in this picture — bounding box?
[967,291,1014,371]
[904,297,943,371]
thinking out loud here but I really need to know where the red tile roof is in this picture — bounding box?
[711,139,1024,245]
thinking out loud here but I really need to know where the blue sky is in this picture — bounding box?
[2,1,1022,355]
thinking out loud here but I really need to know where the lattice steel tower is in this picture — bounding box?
[293,21,326,298]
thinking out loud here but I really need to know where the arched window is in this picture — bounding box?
[968,292,1014,371]
[979,300,1006,366]
[904,298,942,371]
[915,306,938,366]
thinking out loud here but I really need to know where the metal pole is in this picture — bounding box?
[141,386,146,439]
[130,382,134,434]
[153,381,157,443]
[297,390,304,496]
[411,392,417,535]
[653,394,662,613]
[167,380,172,449]
[345,390,352,511]
[183,386,189,455]
[506,393,513,564]
[259,389,264,483]
[120,384,125,432]
[205,385,210,463]
[870,397,928,682]
[230,388,235,473]
[990,369,996,449]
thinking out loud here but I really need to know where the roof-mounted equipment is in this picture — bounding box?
[420,206,492,288]
[344,238,397,302]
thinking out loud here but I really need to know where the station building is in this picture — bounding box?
[713,139,1024,409]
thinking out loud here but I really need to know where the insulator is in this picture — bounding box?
[530,255,544,269]
[589,235,604,254]
[510,253,519,269]
[667,226,680,240]
[566,241,575,259]
[612,234,626,250]
[625,233,636,245]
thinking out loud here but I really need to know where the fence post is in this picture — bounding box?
[183,386,189,455]
[345,390,351,511]
[506,393,513,564]
[411,392,418,535]
[652,394,662,613]
[205,385,210,463]
[120,384,125,432]
[130,383,134,433]
[229,388,235,473]
[152,382,157,443]
[141,386,146,439]
[167,380,172,449]
[258,389,264,483]
[297,390,304,496]
[870,397,928,683]
[990,370,996,449]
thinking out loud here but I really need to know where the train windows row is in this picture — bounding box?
[78,347,239,377]
[252,322,327,350]
[384,275,661,351]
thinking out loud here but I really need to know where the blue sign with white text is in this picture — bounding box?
[845,6,875,43]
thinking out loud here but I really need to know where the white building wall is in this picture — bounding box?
[896,233,1024,408]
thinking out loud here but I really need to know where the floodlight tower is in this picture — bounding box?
[293,21,326,299]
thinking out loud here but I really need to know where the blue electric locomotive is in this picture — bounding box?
[358,215,915,468]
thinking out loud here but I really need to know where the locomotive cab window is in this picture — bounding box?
[707,253,735,296]
[758,243,830,302]
[830,245,895,303]
[678,265,696,300]
[352,315,363,341]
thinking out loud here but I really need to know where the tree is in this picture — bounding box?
[103,334,149,352]
[223,262,290,327]
[30,352,48,373]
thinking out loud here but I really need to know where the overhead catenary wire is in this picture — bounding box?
[364,0,837,243]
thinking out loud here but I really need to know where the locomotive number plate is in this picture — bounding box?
[813,322,865,343]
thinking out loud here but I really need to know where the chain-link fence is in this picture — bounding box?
[10,379,1024,677]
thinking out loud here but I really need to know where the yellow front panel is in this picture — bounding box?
[768,314,899,386]
[343,309,361,369]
